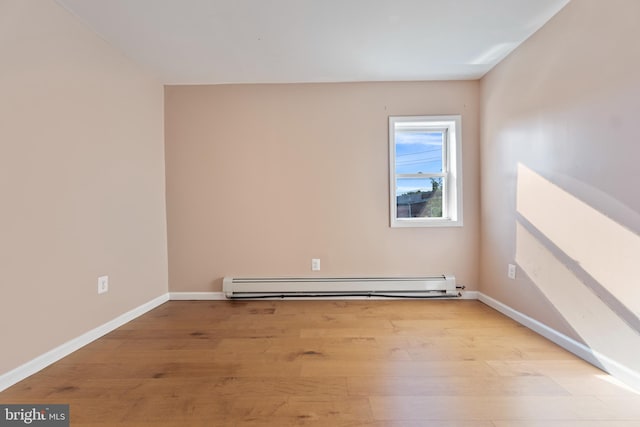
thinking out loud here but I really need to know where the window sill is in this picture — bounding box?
[391,218,463,228]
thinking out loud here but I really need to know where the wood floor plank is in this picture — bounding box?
[486,360,605,377]
[347,375,570,397]
[2,300,639,426]
[301,360,500,377]
[492,422,640,427]
[549,375,640,397]
[404,335,576,362]
[368,395,630,421]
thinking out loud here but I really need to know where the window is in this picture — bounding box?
[389,115,462,227]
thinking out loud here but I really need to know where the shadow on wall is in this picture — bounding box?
[514,163,640,388]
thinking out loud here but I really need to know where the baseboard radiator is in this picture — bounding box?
[222,275,461,299]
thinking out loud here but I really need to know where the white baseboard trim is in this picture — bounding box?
[478,292,640,392]
[169,292,227,300]
[478,292,593,361]
[0,293,169,392]
[459,291,479,300]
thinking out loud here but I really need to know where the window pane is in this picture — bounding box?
[396,177,443,218]
[395,130,443,174]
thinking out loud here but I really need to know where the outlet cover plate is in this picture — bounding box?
[98,275,109,294]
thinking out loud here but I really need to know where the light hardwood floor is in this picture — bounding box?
[2,300,640,426]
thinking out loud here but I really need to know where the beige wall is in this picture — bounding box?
[0,0,168,374]
[165,82,480,292]
[480,0,640,377]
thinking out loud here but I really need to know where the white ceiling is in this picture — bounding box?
[55,0,570,85]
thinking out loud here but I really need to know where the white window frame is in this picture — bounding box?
[389,115,463,228]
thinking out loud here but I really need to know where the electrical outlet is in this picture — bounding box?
[507,264,517,280]
[311,258,321,271]
[98,275,109,294]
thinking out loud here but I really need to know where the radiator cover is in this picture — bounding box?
[222,275,459,299]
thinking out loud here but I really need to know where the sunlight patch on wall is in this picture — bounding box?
[516,163,640,317]
[515,222,640,381]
